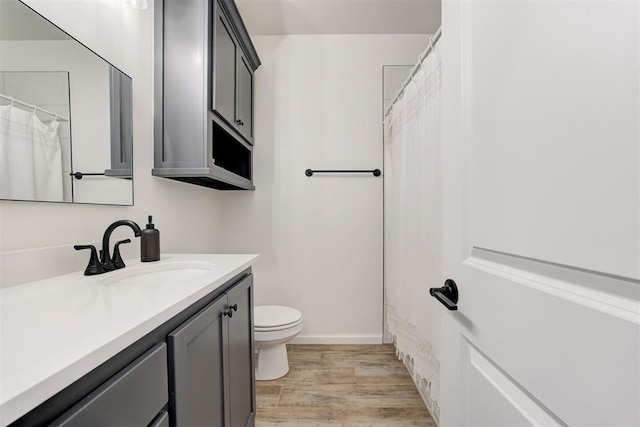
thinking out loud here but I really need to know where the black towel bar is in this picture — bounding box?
[70,172,106,180]
[305,169,381,177]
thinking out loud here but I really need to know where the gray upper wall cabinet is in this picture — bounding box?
[153,0,261,190]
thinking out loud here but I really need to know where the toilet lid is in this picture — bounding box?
[254,305,302,330]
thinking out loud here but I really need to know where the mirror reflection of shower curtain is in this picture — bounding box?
[383,41,443,420]
[0,105,63,201]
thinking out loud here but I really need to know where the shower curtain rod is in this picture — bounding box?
[0,93,69,121]
[384,26,442,119]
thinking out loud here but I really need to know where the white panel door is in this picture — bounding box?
[439,1,640,426]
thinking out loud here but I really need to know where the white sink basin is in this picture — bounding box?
[99,261,215,287]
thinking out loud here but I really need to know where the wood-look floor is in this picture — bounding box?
[255,344,436,427]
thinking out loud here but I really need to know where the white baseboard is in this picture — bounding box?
[291,334,383,345]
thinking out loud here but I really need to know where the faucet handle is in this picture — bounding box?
[74,245,105,276]
[112,239,132,270]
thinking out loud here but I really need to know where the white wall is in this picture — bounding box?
[219,34,430,343]
[0,0,224,288]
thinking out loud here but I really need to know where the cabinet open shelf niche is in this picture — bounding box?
[213,122,252,181]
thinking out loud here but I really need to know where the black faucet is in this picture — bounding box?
[100,220,142,272]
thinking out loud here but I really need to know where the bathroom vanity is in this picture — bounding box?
[0,254,259,427]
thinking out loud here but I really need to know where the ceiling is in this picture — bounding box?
[235,0,441,35]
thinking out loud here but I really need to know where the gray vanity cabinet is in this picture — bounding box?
[168,274,255,427]
[153,0,260,191]
[12,270,256,427]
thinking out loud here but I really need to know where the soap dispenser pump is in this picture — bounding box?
[141,215,160,262]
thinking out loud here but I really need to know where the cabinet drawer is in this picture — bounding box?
[51,343,168,426]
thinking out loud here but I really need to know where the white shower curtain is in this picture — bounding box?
[384,41,443,420]
[0,105,63,202]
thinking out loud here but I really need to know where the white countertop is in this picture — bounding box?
[0,253,259,426]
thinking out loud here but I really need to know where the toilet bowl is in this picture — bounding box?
[254,305,303,381]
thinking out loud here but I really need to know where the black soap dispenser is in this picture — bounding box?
[141,215,160,262]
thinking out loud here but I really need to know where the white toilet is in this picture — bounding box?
[254,305,303,381]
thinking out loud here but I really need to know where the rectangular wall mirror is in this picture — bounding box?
[0,0,134,205]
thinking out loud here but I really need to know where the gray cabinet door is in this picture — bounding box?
[226,275,255,427]
[213,2,237,128]
[236,53,254,144]
[168,294,228,427]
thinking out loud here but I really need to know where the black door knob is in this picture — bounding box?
[224,304,238,318]
[429,279,459,310]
